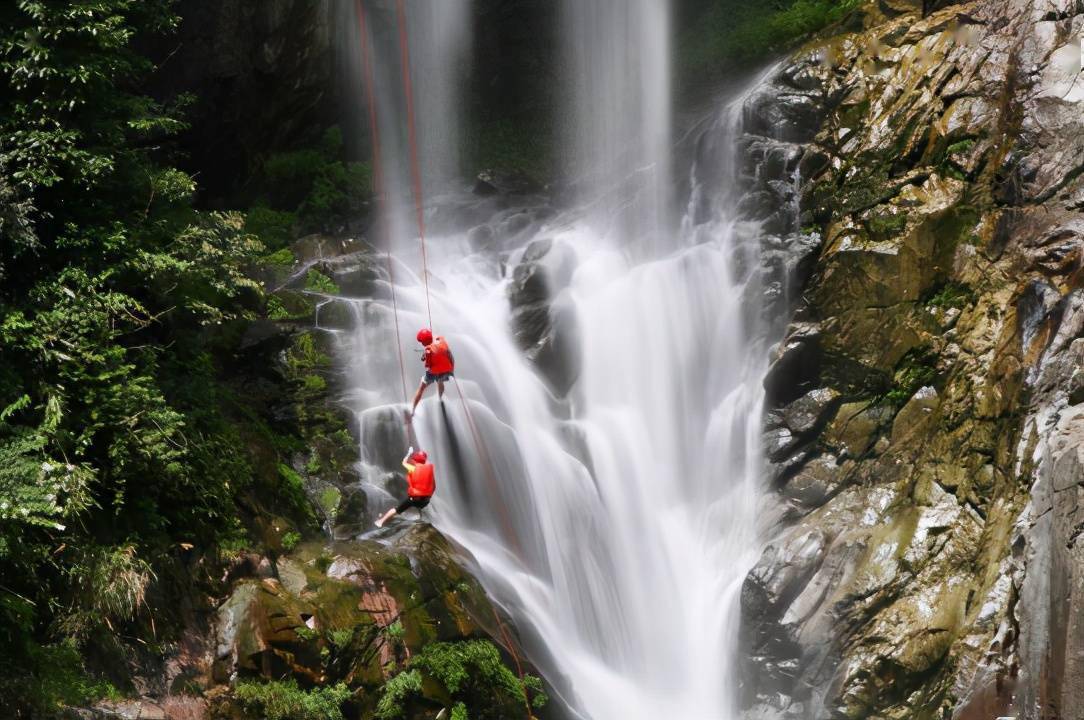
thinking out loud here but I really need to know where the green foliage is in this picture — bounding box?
[255,127,371,235]
[945,139,976,157]
[245,205,297,251]
[0,640,120,716]
[925,282,974,310]
[266,295,292,321]
[680,0,864,88]
[281,531,302,551]
[866,211,908,238]
[0,2,321,711]
[262,247,296,268]
[234,678,351,720]
[883,349,939,406]
[376,669,423,720]
[58,544,154,640]
[304,269,340,295]
[328,627,354,649]
[376,640,547,719]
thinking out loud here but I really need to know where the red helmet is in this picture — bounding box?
[416,328,433,345]
[411,450,428,464]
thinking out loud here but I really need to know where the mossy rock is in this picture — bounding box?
[268,289,317,323]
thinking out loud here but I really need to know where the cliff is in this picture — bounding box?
[739,0,1084,718]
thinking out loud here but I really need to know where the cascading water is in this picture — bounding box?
[562,0,672,254]
[334,2,782,717]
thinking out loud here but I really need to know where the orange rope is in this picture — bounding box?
[490,603,535,719]
[394,0,434,330]
[357,0,409,404]
[386,6,533,714]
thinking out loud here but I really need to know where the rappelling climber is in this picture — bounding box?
[410,328,454,418]
[375,446,436,527]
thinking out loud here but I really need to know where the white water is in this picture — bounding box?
[562,0,672,255]
[336,2,775,718]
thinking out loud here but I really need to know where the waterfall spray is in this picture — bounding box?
[335,3,780,717]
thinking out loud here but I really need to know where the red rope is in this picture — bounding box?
[357,0,409,404]
[452,378,533,717]
[491,604,535,719]
[394,0,434,331]
[385,6,532,714]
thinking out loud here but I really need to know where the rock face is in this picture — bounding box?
[739,1,1084,718]
[199,526,540,719]
[507,237,583,397]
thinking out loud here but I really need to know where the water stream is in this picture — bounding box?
[334,3,779,717]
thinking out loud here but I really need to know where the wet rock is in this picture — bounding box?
[781,454,849,507]
[358,406,411,473]
[742,527,828,622]
[311,252,383,298]
[313,298,354,331]
[764,323,822,407]
[764,423,803,464]
[744,83,828,145]
[291,234,364,265]
[889,385,939,445]
[824,402,891,458]
[214,526,528,692]
[741,0,1084,713]
[507,238,582,396]
[781,388,841,436]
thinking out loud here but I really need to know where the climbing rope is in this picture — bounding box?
[394,0,434,331]
[372,4,534,713]
[357,0,409,404]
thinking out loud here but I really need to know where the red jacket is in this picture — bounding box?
[407,463,436,498]
[424,337,454,375]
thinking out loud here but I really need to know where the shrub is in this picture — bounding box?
[234,679,351,720]
[376,640,547,720]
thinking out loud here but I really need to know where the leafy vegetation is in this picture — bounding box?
[866,211,909,239]
[680,0,864,90]
[0,2,324,713]
[376,640,547,719]
[247,127,371,241]
[234,679,352,720]
[925,282,974,310]
[883,349,939,406]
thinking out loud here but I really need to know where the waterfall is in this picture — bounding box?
[562,0,672,256]
[336,0,472,253]
[334,3,780,717]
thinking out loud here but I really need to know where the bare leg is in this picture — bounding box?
[411,380,427,415]
[375,508,397,527]
[437,380,445,401]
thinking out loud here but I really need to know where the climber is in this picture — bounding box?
[375,446,436,527]
[409,328,454,418]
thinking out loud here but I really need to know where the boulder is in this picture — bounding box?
[507,239,582,396]
[780,388,842,436]
[763,323,822,407]
[781,454,850,507]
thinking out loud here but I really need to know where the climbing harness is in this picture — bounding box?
[357,4,534,713]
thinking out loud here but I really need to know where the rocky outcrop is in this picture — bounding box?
[211,527,528,693]
[507,237,582,397]
[740,1,1084,718]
